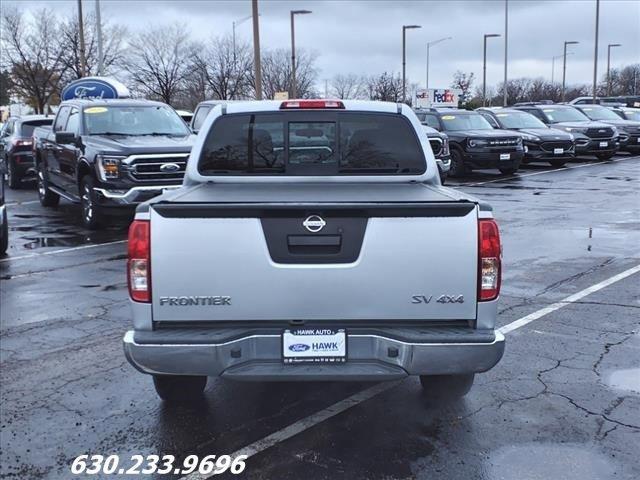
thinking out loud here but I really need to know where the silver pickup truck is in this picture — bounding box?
[123,99,505,402]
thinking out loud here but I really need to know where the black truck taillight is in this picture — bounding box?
[128,220,151,303]
[478,219,501,301]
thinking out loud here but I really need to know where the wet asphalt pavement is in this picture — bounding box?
[1,155,639,480]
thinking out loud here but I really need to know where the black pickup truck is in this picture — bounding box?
[416,108,524,176]
[33,99,194,228]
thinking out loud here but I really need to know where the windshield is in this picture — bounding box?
[542,107,590,123]
[495,112,546,129]
[440,113,493,131]
[621,109,640,121]
[579,106,624,121]
[198,112,426,176]
[84,106,190,136]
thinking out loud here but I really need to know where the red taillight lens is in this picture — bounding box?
[127,220,151,303]
[478,219,501,301]
[280,100,345,109]
[12,139,32,147]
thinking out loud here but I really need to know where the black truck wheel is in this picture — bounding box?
[37,163,60,207]
[153,375,207,403]
[80,175,105,230]
[420,374,475,400]
[449,149,467,177]
[7,158,21,189]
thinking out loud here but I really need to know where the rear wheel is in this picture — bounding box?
[7,158,21,189]
[153,375,207,403]
[549,159,567,167]
[420,374,475,400]
[80,175,104,230]
[37,162,60,207]
[449,149,467,177]
[596,153,615,161]
[0,207,8,255]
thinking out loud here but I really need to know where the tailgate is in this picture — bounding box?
[150,203,478,322]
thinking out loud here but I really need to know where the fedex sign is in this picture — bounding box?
[415,88,462,108]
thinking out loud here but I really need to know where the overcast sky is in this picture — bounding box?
[7,0,640,92]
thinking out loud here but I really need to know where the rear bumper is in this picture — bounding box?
[123,327,505,381]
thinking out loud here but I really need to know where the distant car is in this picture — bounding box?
[415,108,524,176]
[421,125,450,183]
[176,110,194,125]
[608,106,640,122]
[511,104,619,160]
[573,104,640,153]
[0,155,7,255]
[0,115,53,189]
[477,108,575,167]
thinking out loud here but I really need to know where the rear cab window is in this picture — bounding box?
[198,112,426,176]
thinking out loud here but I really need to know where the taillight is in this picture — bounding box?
[478,219,501,301]
[127,220,151,303]
[280,100,345,109]
[12,139,32,147]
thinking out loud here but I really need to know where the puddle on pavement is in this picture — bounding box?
[604,368,640,394]
[488,444,616,480]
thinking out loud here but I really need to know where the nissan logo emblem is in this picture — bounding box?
[160,163,181,172]
[303,215,326,233]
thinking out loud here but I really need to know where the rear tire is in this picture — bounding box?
[596,153,615,161]
[153,375,207,403]
[80,175,104,230]
[549,159,567,167]
[7,158,21,189]
[420,374,475,400]
[449,149,467,177]
[0,207,8,255]
[37,162,60,207]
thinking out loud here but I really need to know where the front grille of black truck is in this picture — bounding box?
[540,140,574,152]
[126,154,189,182]
[586,127,614,139]
[488,137,520,147]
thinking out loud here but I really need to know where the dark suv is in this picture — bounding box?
[512,104,619,160]
[477,108,575,167]
[0,115,53,188]
[416,108,523,176]
[573,104,640,153]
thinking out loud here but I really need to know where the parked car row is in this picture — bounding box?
[413,102,640,177]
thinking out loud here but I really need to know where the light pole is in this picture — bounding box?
[402,24,421,103]
[503,0,508,106]
[95,0,103,75]
[77,0,87,77]
[232,15,253,62]
[252,0,262,100]
[607,43,622,96]
[562,40,579,102]
[592,0,600,102]
[426,36,452,91]
[290,9,312,99]
[483,34,500,106]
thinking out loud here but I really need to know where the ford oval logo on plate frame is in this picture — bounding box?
[288,344,311,352]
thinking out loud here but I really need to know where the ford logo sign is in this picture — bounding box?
[289,344,310,352]
[160,163,181,172]
[61,77,130,101]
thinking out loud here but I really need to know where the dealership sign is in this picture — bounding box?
[415,88,462,108]
[61,77,130,101]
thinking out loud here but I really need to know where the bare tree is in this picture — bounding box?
[451,71,475,105]
[1,8,67,113]
[194,35,253,100]
[123,23,200,105]
[364,72,403,102]
[60,13,127,81]
[258,48,318,100]
[330,73,366,99]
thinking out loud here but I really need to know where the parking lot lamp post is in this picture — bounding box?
[290,10,312,99]
[402,25,421,103]
[562,41,579,102]
[592,0,600,102]
[606,43,621,96]
[426,37,452,91]
[503,0,508,106]
[483,34,501,107]
[252,0,262,100]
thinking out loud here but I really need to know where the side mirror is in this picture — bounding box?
[55,131,77,145]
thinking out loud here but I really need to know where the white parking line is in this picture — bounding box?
[5,200,40,206]
[458,155,638,187]
[0,239,126,263]
[179,262,640,479]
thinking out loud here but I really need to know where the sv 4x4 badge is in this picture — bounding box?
[411,295,464,304]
